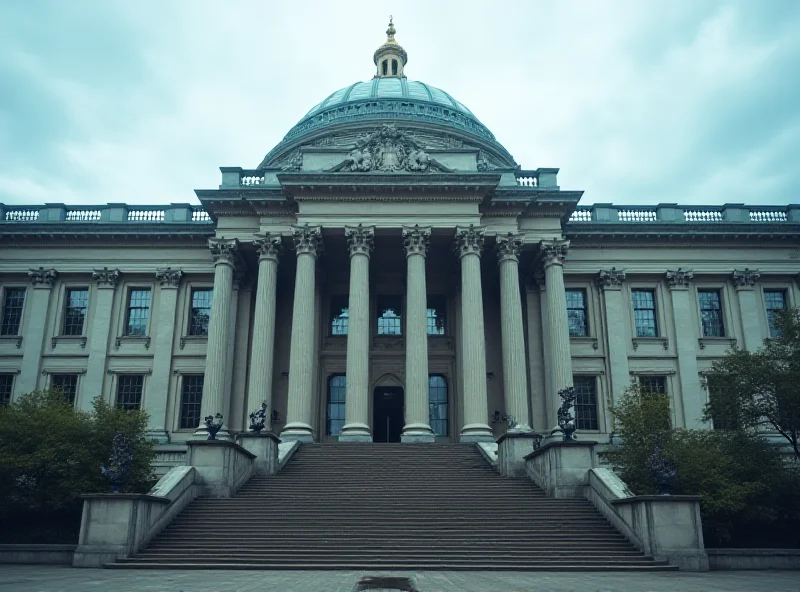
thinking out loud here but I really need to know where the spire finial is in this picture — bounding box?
[386,16,396,43]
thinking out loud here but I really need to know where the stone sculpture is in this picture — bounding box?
[248,402,268,433]
[204,413,224,440]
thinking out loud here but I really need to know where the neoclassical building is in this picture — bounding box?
[1,24,798,456]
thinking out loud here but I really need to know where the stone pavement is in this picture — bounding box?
[0,566,799,592]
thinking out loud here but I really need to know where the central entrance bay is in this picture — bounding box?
[373,387,404,442]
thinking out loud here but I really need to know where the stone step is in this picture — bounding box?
[129,552,653,562]
[146,542,639,551]
[106,561,678,571]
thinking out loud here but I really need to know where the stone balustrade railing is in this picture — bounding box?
[567,203,799,224]
[513,168,559,189]
[0,203,213,224]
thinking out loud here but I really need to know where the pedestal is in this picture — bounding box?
[236,432,281,475]
[497,431,541,477]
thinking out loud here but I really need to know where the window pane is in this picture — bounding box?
[126,289,151,336]
[708,376,739,430]
[63,288,89,336]
[377,295,402,335]
[426,295,446,335]
[566,289,588,337]
[330,295,349,336]
[189,289,212,336]
[180,375,204,429]
[0,374,13,405]
[699,290,725,337]
[1,288,26,335]
[632,289,658,337]
[573,376,598,430]
[51,374,78,405]
[327,375,346,436]
[639,375,667,394]
[116,375,144,411]
[428,375,448,436]
[764,290,787,338]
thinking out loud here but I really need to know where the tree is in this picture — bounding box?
[705,307,800,460]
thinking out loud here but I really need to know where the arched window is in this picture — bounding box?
[428,375,448,436]
[382,60,388,76]
[327,375,346,436]
[392,59,398,75]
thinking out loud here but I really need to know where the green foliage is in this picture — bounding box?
[0,390,155,543]
[607,383,800,547]
[705,307,800,460]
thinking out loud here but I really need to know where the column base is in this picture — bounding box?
[459,423,495,443]
[338,434,373,443]
[401,423,435,443]
[401,434,436,443]
[339,422,371,442]
[280,422,315,443]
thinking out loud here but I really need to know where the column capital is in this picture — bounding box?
[291,225,322,257]
[253,233,282,262]
[539,239,569,269]
[208,237,239,267]
[454,225,485,258]
[732,268,761,290]
[155,267,183,289]
[345,224,375,258]
[596,268,627,291]
[666,268,693,290]
[28,267,57,288]
[402,225,430,257]
[92,267,121,289]
[496,233,524,264]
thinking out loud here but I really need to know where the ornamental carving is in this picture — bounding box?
[345,224,375,257]
[156,267,183,288]
[454,225,485,258]
[92,267,120,288]
[280,151,303,171]
[539,239,569,268]
[496,233,524,263]
[666,268,693,289]
[329,124,454,173]
[28,267,58,287]
[208,238,239,266]
[596,268,627,290]
[253,233,282,261]
[291,225,323,256]
[402,225,431,257]
[732,268,761,289]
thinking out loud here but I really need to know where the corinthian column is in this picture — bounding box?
[245,234,282,430]
[455,226,493,442]
[540,239,573,430]
[596,268,630,415]
[402,225,435,442]
[281,225,322,442]
[496,233,532,432]
[195,238,238,438]
[340,225,374,442]
[15,268,58,397]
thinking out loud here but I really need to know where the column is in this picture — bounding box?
[81,268,119,411]
[145,267,182,442]
[524,279,547,430]
[732,269,763,351]
[280,225,322,442]
[340,225,374,442]
[540,239,573,430]
[666,269,703,428]
[15,268,57,397]
[455,226,493,442]
[597,268,631,415]
[401,225,435,442]
[496,233,532,431]
[245,234,282,429]
[195,238,238,438]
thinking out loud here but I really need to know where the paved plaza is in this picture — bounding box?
[0,566,798,592]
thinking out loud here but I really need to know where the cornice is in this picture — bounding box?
[565,222,800,241]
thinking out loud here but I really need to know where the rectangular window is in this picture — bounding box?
[0,374,13,405]
[63,288,89,336]
[428,375,448,436]
[189,288,212,336]
[51,374,79,405]
[639,375,667,394]
[1,288,26,335]
[125,289,152,336]
[327,375,346,436]
[707,376,739,430]
[426,295,447,335]
[699,290,725,337]
[377,295,402,336]
[572,376,599,430]
[116,375,144,411]
[632,289,658,337]
[566,289,589,337]
[180,375,204,429]
[764,289,787,338]
[330,295,349,336]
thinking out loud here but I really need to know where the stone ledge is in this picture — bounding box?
[79,493,170,503]
[524,440,598,461]
[495,431,541,445]
[611,494,702,505]
[237,431,281,444]
[186,439,257,459]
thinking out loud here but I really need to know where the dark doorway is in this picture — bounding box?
[373,387,404,443]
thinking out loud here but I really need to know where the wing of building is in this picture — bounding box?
[1,23,798,463]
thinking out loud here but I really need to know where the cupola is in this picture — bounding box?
[373,17,407,78]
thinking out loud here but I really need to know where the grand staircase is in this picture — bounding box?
[108,443,676,570]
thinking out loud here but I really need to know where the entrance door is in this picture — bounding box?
[373,387,404,443]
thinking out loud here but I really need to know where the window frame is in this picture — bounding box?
[426,295,447,336]
[376,294,403,336]
[565,287,590,338]
[123,286,153,337]
[762,286,790,339]
[329,294,349,336]
[115,374,146,411]
[628,285,664,338]
[326,374,346,437]
[187,287,213,337]
[697,287,727,338]
[0,286,27,336]
[49,373,80,406]
[428,374,448,436]
[61,286,90,336]
[0,373,15,405]
[177,373,205,430]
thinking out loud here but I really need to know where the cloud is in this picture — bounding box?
[0,0,797,206]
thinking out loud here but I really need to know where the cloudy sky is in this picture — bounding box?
[0,0,798,207]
